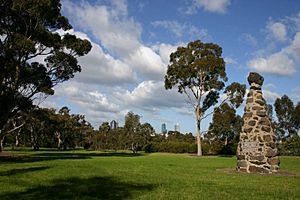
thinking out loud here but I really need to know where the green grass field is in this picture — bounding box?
[0,149,299,200]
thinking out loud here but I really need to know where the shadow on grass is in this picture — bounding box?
[0,176,155,200]
[0,152,144,164]
[0,166,50,176]
[218,155,235,158]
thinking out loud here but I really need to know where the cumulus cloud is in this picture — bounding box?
[54,82,119,113]
[262,84,281,103]
[115,81,187,112]
[248,28,300,76]
[151,43,179,65]
[43,81,123,126]
[185,0,231,14]
[248,52,296,76]
[267,21,287,42]
[77,40,137,85]
[62,0,142,57]
[125,46,166,80]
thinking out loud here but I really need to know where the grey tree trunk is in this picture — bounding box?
[0,135,5,152]
[196,108,202,156]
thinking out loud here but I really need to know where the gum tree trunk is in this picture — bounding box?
[196,107,202,156]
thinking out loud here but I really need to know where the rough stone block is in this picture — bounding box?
[244,112,253,118]
[263,135,272,142]
[266,149,278,157]
[250,155,265,161]
[248,120,256,126]
[250,160,266,165]
[247,98,253,103]
[258,117,269,126]
[249,165,269,173]
[255,99,265,106]
[253,106,263,110]
[267,157,280,165]
[256,111,266,117]
[265,142,275,148]
[237,155,245,160]
[262,126,271,132]
[244,127,253,133]
[270,165,279,172]
[237,160,248,168]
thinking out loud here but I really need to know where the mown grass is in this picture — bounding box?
[0,149,299,200]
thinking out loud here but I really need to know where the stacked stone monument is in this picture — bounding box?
[237,72,279,173]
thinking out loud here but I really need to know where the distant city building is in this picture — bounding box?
[174,122,180,132]
[161,123,167,133]
[110,120,118,129]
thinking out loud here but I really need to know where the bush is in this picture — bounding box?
[143,141,196,153]
[278,134,300,156]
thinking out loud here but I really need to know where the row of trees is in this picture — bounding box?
[2,106,93,151]
[1,94,299,155]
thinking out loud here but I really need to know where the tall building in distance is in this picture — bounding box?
[110,120,118,130]
[174,122,180,132]
[161,123,167,134]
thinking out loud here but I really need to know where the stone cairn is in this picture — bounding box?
[237,72,279,173]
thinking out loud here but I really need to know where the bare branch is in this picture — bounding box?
[6,123,25,134]
[183,87,196,109]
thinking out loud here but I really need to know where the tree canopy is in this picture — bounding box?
[0,0,92,146]
[274,95,300,139]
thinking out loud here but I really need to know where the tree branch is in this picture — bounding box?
[183,87,196,109]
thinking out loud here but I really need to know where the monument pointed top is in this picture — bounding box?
[247,72,264,86]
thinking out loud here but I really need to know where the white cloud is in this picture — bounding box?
[151,43,179,65]
[44,81,123,126]
[248,30,300,76]
[185,0,231,14]
[125,46,166,80]
[285,32,300,62]
[248,52,296,76]
[77,40,137,85]
[267,21,287,42]
[263,89,281,103]
[151,20,209,40]
[55,29,137,86]
[62,0,142,57]
[115,80,187,112]
[224,57,237,66]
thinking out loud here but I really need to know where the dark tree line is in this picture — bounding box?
[273,95,300,155]
[2,106,93,151]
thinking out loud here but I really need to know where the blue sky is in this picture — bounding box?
[42,0,300,134]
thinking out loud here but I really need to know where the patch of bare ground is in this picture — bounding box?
[217,168,300,176]
[0,152,16,157]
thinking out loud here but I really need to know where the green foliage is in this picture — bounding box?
[0,0,92,141]
[278,134,300,156]
[206,103,242,155]
[274,95,297,138]
[145,141,196,153]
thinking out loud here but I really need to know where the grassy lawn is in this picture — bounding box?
[0,149,299,200]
